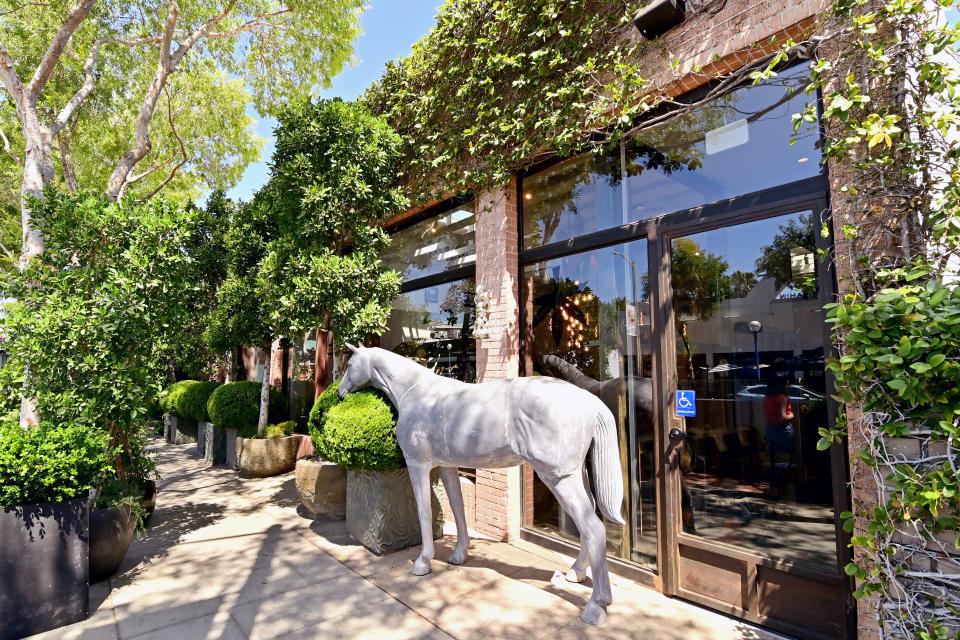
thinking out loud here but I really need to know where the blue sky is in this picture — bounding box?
[226,1,443,202]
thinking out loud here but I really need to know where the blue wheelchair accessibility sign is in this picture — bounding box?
[675,390,696,417]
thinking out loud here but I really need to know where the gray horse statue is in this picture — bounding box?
[338,345,625,625]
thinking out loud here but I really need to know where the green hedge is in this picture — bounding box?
[206,380,286,438]
[159,380,194,417]
[177,381,221,422]
[314,391,403,471]
[307,379,341,454]
[0,422,112,508]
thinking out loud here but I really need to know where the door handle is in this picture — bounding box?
[666,427,687,470]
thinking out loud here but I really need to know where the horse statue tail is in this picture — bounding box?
[590,406,626,525]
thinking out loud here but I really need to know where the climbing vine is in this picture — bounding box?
[363,0,658,204]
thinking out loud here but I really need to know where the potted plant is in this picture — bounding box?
[235,420,301,477]
[89,478,149,583]
[0,422,112,639]
[297,380,347,518]
[316,389,443,555]
[207,380,289,473]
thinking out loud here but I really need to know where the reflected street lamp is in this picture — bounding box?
[747,320,762,379]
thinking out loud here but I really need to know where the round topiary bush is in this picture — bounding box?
[307,379,341,454]
[315,391,403,471]
[177,381,221,422]
[159,380,195,417]
[206,381,287,438]
[0,421,112,508]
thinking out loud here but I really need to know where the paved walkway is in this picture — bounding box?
[32,440,783,640]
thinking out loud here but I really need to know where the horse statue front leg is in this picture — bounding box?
[407,463,436,576]
[439,466,470,565]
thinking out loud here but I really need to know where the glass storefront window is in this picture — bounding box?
[380,278,476,382]
[522,240,655,568]
[522,65,820,248]
[381,202,476,281]
[670,211,836,568]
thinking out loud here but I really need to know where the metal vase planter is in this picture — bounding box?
[0,493,90,639]
[346,468,443,555]
[88,505,134,584]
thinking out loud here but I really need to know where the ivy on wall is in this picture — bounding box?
[362,0,654,205]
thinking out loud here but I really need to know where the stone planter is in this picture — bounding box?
[0,493,90,638]
[200,422,226,465]
[89,505,134,583]
[174,416,197,444]
[296,457,346,519]
[196,421,207,457]
[346,468,443,555]
[225,429,238,470]
[163,413,175,443]
[236,435,299,478]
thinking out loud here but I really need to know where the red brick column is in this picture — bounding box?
[474,177,523,541]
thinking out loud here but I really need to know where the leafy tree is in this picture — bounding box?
[0,0,363,275]
[0,190,200,481]
[730,270,759,298]
[231,99,407,434]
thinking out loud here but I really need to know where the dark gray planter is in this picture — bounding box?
[196,421,207,456]
[174,416,197,444]
[89,505,134,584]
[163,413,175,443]
[225,429,238,470]
[202,422,226,465]
[142,480,157,525]
[0,493,90,638]
[346,468,443,555]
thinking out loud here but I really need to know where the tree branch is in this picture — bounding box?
[105,0,180,200]
[50,38,103,135]
[169,0,241,67]
[56,126,77,192]
[0,37,27,123]
[204,9,291,41]
[138,85,188,201]
[0,126,23,166]
[25,0,97,100]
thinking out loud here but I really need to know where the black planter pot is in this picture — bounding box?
[0,493,90,639]
[89,505,135,584]
[141,479,157,525]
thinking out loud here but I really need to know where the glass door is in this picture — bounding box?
[663,209,851,640]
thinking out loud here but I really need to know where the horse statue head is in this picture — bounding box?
[338,343,372,399]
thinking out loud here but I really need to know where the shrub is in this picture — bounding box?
[307,379,341,453]
[159,380,195,417]
[0,422,113,508]
[260,421,296,439]
[95,477,149,535]
[315,391,403,471]
[207,380,286,438]
[177,381,221,422]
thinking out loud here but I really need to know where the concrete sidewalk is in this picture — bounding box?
[31,441,782,640]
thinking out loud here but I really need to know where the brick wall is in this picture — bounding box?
[472,179,524,541]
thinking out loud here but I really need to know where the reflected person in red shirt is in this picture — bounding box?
[763,376,795,498]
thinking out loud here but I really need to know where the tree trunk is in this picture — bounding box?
[257,343,273,435]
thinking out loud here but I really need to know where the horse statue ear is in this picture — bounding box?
[347,343,359,353]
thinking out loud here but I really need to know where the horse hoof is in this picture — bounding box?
[448,549,468,566]
[411,557,432,576]
[565,567,587,583]
[580,602,607,626]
